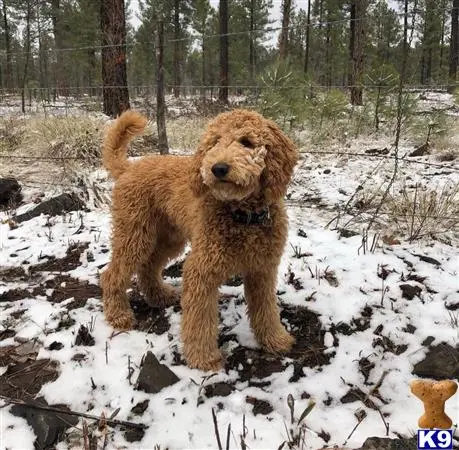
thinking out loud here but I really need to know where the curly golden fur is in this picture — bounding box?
[100,108,299,371]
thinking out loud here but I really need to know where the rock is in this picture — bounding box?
[0,178,22,208]
[13,193,85,223]
[338,228,359,238]
[412,253,441,266]
[74,325,95,346]
[409,143,430,157]
[412,343,459,380]
[399,284,422,300]
[358,436,417,449]
[10,397,78,449]
[124,428,145,443]
[421,336,435,347]
[47,342,64,351]
[136,351,179,394]
[204,382,234,398]
[130,399,150,416]
[323,169,331,174]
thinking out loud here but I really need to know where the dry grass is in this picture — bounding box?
[383,183,459,241]
[166,116,208,153]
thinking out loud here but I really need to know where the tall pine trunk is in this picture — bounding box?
[449,0,459,90]
[279,0,292,59]
[2,0,13,91]
[173,0,181,98]
[349,0,366,105]
[219,0,229,104]
[303,0,311,74]
[20,0,32,113]
[156,21,169,155]
[249,0,255,85]
[100,0,130,118]
[51,0,67,97]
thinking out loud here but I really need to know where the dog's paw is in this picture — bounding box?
[185,349,224,372]
[105,310,135,330]
[143,284,181,307]
[260,328,295,354]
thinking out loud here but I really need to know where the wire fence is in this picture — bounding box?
[0,6,458,58]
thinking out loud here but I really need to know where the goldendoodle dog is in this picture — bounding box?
[101,108,299,371]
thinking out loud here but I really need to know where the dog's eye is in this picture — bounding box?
[239,138,254,149]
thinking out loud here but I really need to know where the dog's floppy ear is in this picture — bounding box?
[261,120,299,203]
[190,144,207,197]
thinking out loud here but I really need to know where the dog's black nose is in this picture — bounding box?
[211,163,230,179]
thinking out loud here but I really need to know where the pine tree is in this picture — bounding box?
[219,0,229,103]
[100,0,130,117]
[279,0,292,59]
[449,0,458,88]
[349,0,367,105]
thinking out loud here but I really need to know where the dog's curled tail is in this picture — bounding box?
[102,110,148,180]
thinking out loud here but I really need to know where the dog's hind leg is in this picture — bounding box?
[101,211,156,330]
[137,226,186,307]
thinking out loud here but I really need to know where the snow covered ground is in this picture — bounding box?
[0,95,458,449]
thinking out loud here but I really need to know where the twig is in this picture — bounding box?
[0,395,147,430]
[343,413,366,446]
[212,407,223,450]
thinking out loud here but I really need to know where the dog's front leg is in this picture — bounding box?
[244,268,295,354]
[181,255,223,371]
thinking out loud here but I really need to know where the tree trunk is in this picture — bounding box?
[279,0,292,59]
[249,0,255,85]
[449,0,459,89]
[173,0,181,98]
[100,0,130,118]
[51,0,67,97]
[349,0,365,105]
[156,21,169,155]
[2,0,13,91]
[21,0,32,114]
[303,0,311,74]
[219,0,229,104]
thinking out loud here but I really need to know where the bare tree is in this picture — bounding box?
[349,0,366,105]
[279,0,292,59]
[100,0,130,118]
[219,0,229,104]
[449,0,458,90]
[156,20,169,154]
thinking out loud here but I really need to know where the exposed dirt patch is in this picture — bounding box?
[0,266,28,281]
[29,242,89,273]
[330,306,373,336]
[282,304,331,381]
[47,275,101,305]
[0,285,46,302]
[129,291,171,335]
[225,304,330,382]
[0,358,59,400]
[162,260,184,278]
[0,329,16,341]
[246,396,273,415]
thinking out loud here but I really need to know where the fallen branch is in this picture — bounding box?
[0,395,147,430]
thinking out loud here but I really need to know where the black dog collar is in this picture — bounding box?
[230,207,271,226]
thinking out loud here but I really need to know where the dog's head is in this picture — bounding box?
[190,109,298,203]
